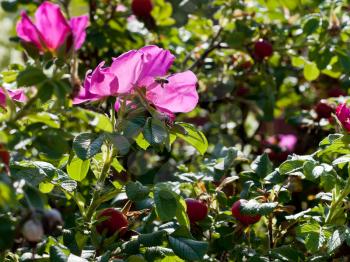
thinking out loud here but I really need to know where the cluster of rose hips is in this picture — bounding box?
[185,198,261,226]
[95,198,261,239]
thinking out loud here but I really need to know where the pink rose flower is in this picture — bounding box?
[336,103,350,132]
[16,1,88,55]
[0,88,26,108]
[74,45,199,115]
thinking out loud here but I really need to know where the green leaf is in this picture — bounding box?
[154,187,178,221]
[328,229,344,254]
[125,181,150,201]
[240,199,278,216]
[168,236,208,261]
[67,157,90,182]
[175,197,190,229]
[139,230,167,247]
[17,66,47,87]
[304,61,320,81]
[107,134,130,155]
[145,247,175,261]
[73,108,113,132]
[271,246,305,261]
[50,245,68,262]
[111,158,125,173]
[332,155,350,166]
[279,159,305,175]
[73,133,104,160]
[172,123,208,155]
[25,112,60,128]
[303,16,320,34]
[251,153,273,178]
[144,117,168,145]
[134,132,150,150]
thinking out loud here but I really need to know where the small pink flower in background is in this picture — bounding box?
[16,1,88,55]
[264,134,298,162]
[336,103,350,132]
[74,45,199,116]
[0,88,26,108]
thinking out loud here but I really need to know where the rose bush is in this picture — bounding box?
[0,0,350,261]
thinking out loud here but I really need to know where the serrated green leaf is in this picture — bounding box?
[139,230,166,247]
[240,199,278,216]
[144,117,168,145]
[251,153,273,178]
[73,133,104,160]
[168,236,208,261]
[126,181,150,201]
[172,122,208,155]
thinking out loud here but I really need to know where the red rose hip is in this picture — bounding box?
[132,0,153,18]
[315,101,333,119]
[254,39,273,61]
[231,199,261,225]
[0,144,10,167]
[96,208,128,237]
[185,198,208,223]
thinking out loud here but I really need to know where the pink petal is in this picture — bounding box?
[70,15,89,50]
[146,70,198,113]
[88,62,119,96]
[336,103,350,132]
[138,45,175,80]
[73,70,100,104]
[16,11,45,51]
[278,134,297,151]
[8,89,27,103]
[34,1,71,51]
[0,89,6,107]
[0,88,26,107]
[110,50,144,93]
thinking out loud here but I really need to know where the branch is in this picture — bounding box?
[187,27,223,71]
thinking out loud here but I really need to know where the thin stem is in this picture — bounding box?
[85,145,113,221]
[325,177,350,224]
[268,215,273,251]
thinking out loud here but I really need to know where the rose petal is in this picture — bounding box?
[70,15,89,50]
[16,11,45,51]
[88,62,119,97]
[110,50,144,93]
[139,45,175,80]
[34,1,71,51]
[146,70,198,113]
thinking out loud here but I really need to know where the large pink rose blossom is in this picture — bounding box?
[16,1,88,55]
[0,88,26,108]
[336,103,350,132]
[74,45,199,115]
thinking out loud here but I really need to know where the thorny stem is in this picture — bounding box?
[84,101,124,222]
[85,145,113,221]
[325,176,350,224]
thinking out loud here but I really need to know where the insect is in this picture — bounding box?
[155,77,169,87]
